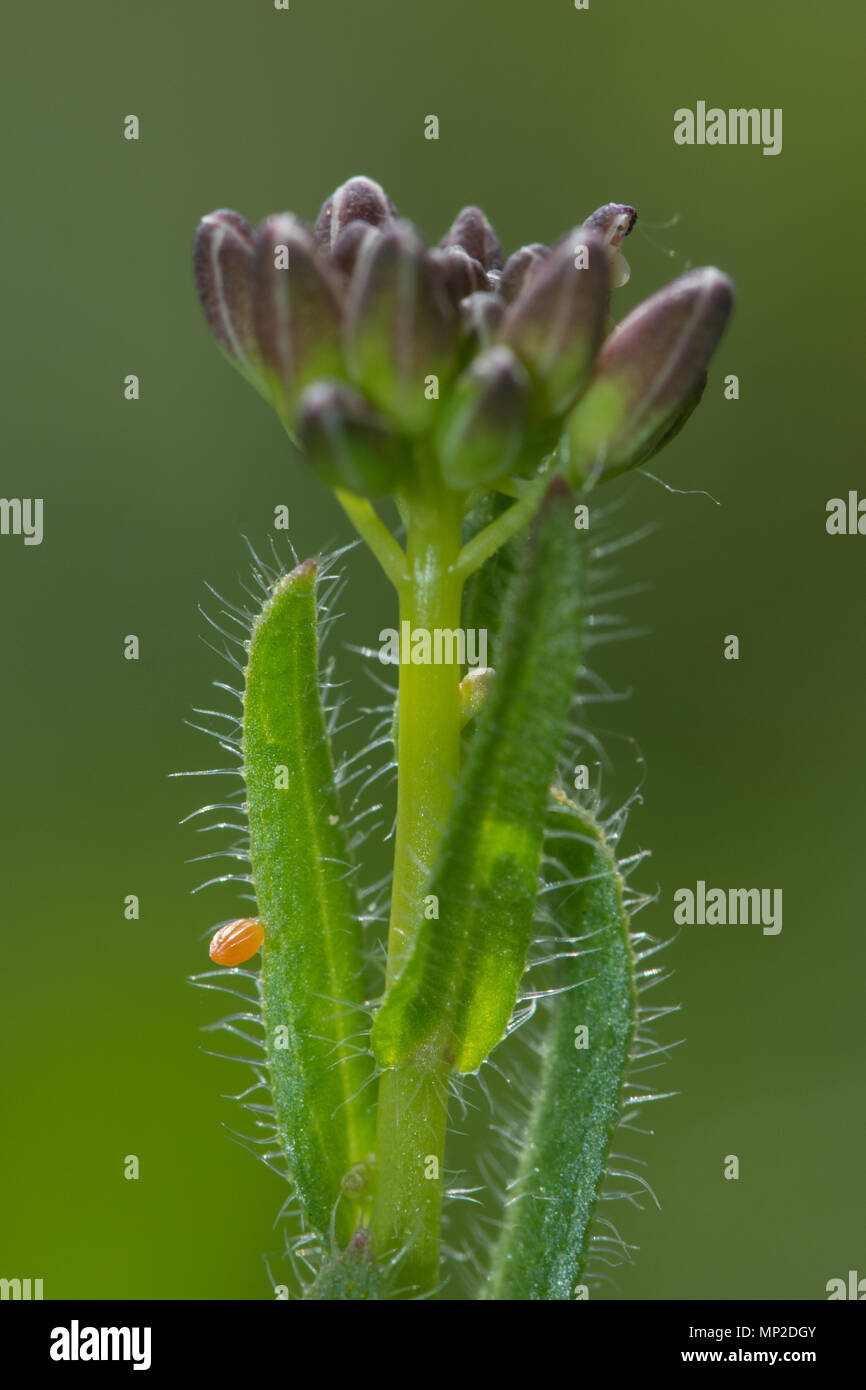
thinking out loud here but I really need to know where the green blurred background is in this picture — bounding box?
[1,0,863,1300]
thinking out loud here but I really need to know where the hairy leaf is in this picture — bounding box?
[244,558,374,1244]
[486,793,636,1299]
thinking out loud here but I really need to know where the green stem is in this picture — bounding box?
[373,1066,450,1295]
[387,487,464,979]
[463,475,524,513]
[334,487,409,588]
[372,480,464,1294]
[453,473,548,580]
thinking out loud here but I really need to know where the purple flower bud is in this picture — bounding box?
[193,210,261,381]
[436,346,530,491]
[331,221,381,279]
[565,267,734,483]
[581,203,637,288]
[429,246,489,303]
[251,214,345,419]
[439,206,504,271]
[193,179,734,510]
[343,220,458,434]
[296,381,408,497]
[499,243,549,304]
[459,292,505,354]
[314,176,396,254]
[582,203,637,242]
[499,228,609,416]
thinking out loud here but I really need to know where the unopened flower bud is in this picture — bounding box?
[193,210,261,383]
[430,246,489,303]
[636,372,707,463]
[581,203,637,288]
[296,381,408,497]
[439,206,504,271]
[499,243,549,303]
[343,221,458,433]
[252,215,345,420]
[500,229,608,416]
[564,267,734,484]
[331,221,381,279]
[314,176,396,253]
[436,346,529,491]
[459,292,505,353]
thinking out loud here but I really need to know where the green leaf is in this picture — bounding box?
[243,558,375,1244]
[486,793,636,1299]
[372,480,583,1074]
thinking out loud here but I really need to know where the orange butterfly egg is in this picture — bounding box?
[208,917,265,966]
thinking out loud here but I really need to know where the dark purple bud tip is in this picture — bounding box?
[439,206,504,271]
[193,210,260,378]
[314,176,397,254]
[582,203,637,248]
[581,204,638,288]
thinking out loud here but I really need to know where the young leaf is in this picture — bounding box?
[372,480,583,1073]
[486,793,636,1299]
[244,558,374,1244]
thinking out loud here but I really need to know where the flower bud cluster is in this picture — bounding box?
[194,178,733,496]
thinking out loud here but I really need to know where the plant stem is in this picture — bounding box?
[372,479,464,1294]
[334,488,409,588]
[386,486,464,980]
[453,473,548,580]
[373,1066,450,1295]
